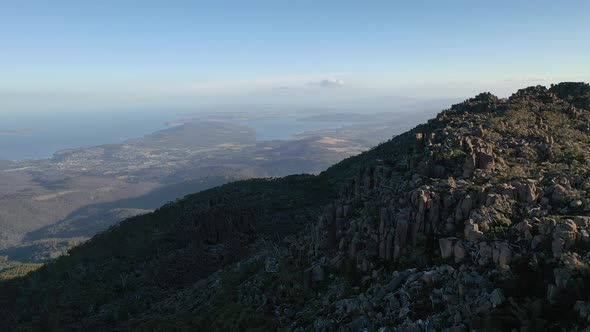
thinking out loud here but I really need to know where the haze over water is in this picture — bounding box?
[1,111,355,160]
[0,111,190,160]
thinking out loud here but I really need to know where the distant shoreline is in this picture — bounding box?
[0,128,40,135]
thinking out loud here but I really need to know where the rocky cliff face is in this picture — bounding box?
[296,83,590,330]
[2,83,590,331]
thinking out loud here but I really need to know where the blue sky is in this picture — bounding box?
[1,0,589,112]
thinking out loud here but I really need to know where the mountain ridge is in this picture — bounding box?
[2,82,590,331]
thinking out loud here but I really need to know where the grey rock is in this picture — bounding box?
[453,241,466,263]
[551,184,569,203]
[264,256,279,273]
[547,284,560,304]
[498,244,512,266]
[574,216,590,228]
[490,289,505,307]
[475,299,492,314]
[311,264,326,282]
[439,237,457,260]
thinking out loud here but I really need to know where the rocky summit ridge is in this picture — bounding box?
[304,83,590,331]
[1,82,590,331]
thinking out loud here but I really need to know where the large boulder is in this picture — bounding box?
[453,241,466,263]
[464,220,484,242]
[439,237,458,260]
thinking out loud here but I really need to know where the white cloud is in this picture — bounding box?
[158,73,348,96]
[309,77,345,88]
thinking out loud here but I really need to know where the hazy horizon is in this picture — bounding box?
[2,1,589,113]
[0,94,454,160]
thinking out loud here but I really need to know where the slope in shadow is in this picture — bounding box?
[24,176,234,242]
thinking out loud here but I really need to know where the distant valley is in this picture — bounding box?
[0,108,442,265]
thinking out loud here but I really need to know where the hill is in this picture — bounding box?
[0,113,396,265]
[1,82,590,331]
[0,107,435,267]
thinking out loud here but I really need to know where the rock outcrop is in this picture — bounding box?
[300,82,590,331]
